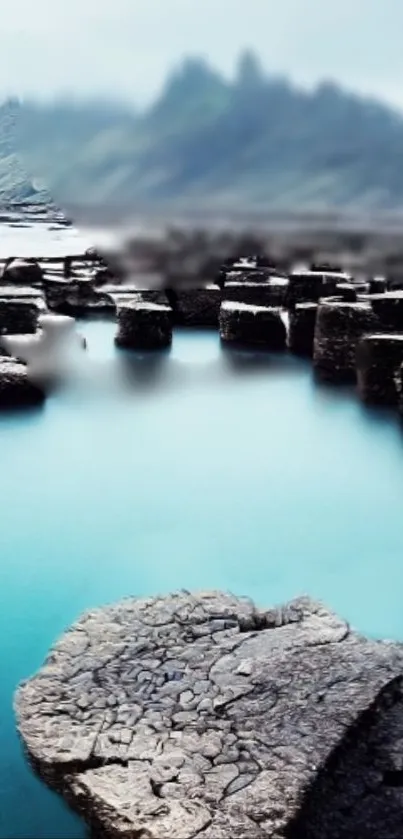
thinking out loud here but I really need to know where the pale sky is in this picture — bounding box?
[2,0,403,110]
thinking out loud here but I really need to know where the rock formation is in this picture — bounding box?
[1,258,44,286]
[313,301,378,381]
[224,280,288,308]
[115,302,173,349]
[369,292,403,332]
[356,334,403,404]
[14,591,403,839]
[288,303,318,356]
[0,357,45,407]
[172,285,222,327]
[219,302,286,349]
[0,298,40,335]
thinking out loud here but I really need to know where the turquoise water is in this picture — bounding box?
[2,320,403,838]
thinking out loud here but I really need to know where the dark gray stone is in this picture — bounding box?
[1,258,43,286]
[219,301,286,349]
[224,280,288,308]
[115,302,173,349]
[314,301,378,381]
[286,271,342,307]
[335,283,357,302]
[0,298,40,335]
[44,278,115,315]
[14,592,403,839]
[172,285,222,327]
[369,292,403,332]
[288,303,318,356]
[0,357,45,407]
[356,334,403,404]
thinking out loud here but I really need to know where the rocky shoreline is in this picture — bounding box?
[1,250,403,414]
[14,591,403,839]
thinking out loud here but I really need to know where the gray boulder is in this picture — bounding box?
[14,592,403,839]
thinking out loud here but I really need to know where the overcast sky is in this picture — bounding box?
[2,0,402,110]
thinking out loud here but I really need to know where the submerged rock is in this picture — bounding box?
[219,301,286,349]
[0,357,45,407]
[313,301,378,382]
[14,591,403,839]
[356,334,403,405]
[288,303,318,356]
[115,302,173,349]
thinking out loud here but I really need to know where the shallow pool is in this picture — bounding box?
[1,320,403,838]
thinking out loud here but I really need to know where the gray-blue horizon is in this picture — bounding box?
[1,0,403,111]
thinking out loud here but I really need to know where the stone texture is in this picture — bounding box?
[313,301,378,382]
[335,283,357,302]
[1,258,43,286]
[14,591,403,839]
[44,278,115,315]
[0,298,40,335]
[369,292,403,332]
[223,280,288,308]
[219,301,286,349]
[356,334,403,404]
[171,285,222,327]
[396,363,403,416]
[115,302,173,349]
[288,303,318,356]
[286,271,342,308]
[0,357,45,407]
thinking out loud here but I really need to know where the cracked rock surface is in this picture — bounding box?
[14,591,403,839]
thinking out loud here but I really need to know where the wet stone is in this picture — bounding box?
[14,591,403,839]
[369,291,403,332]
[0,298,40,335]
[356,334,403,405]
[0,358,45,408]
[288,303,318,356]
[219,301,286,349]
[170,285,222,327]
[115,302,173,349]
[313,301,378,382]
[223,280,288,308]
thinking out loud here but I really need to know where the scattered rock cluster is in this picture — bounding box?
[15,591,403,839]
[2,251,403,414]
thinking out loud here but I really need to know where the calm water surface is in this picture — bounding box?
[1,228,403,836]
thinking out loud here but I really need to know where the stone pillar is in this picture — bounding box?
[115,302,173,349]
[369,292,403,331]
[224,280,288,308]
[313,301,377,382]
[173,284,222,327]
[356,334,403,404]
[219,302,286,349]
[288,303,318,356]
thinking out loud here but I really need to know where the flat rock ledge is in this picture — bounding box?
[14,591,403,839]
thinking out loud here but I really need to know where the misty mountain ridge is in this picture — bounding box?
[2,51,403,212]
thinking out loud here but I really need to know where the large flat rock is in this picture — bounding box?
[14,592,403,839]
